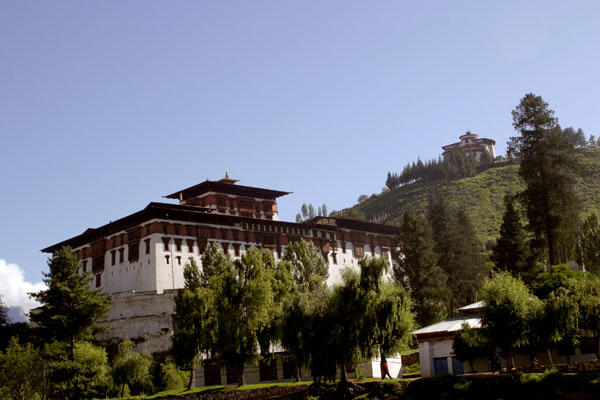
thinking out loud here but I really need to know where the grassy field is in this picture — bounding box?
[117,370,600,399]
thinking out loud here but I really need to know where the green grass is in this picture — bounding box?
[121,380,312,399]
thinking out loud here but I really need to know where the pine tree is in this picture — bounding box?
[509,93,581,265]
[394,210,449,326]
[428,194,485,315]
[30,246,110,360]
[491,195,538,284]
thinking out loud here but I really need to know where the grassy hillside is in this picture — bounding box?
[338,147,600,246]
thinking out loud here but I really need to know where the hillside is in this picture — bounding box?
[337,147,600,247]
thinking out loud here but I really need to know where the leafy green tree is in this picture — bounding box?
[308,204,316,219]
[295,213,302,223]
[322,204,328,217]
[590,134,597,146]
[570,274,600,358]
[577,212,600,274]
[533,287,580,365]
[330,257,414,383]
[44,341,112,400]
[30,246,110,361]
[357,194,369,203]
[172,258,214,389]
[283,239,328,290]
[209,246,275,385]
[280,240,328,381]
[491,195,538,283]
[111,340,152,397]
[0,338,44,400]
[508,93,581,266]
[479,271,541,369]
[531,264,583,299]
[453,324,488,373]
[394,210,449,326]
[428,194,485,315]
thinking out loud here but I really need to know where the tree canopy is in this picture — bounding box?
[508,93,581,265]
[30,246,110,360]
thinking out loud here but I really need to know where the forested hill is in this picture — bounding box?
[335,147,600,247]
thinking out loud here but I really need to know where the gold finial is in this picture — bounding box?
[225,171,230,179]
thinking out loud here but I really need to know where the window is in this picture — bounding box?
[259,359,278,381]
[174,238,182,252]
[217,197,227,208]
[452,358,464,375]
[162,237,170,251]
[233,243,241,257]
[332,252,337,264]
[174,225,180,235]
[240,200,252,210]
[354,244,364,258]
[92,255,105,272]
[95,273,101,287]
[128,243,139,262]
[81,260,87,273]
[165,255,170,264]
[187,239,195,253]
[111,250,116,266]
[119,248,124,263]
[145,239,151,254]
[433,358,448,375]
[176,256,181,265]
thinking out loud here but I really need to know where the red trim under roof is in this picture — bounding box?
[164,180,291,201]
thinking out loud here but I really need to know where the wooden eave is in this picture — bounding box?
[164,181,291,201]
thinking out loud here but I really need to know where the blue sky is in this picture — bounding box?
[1,1,599,311]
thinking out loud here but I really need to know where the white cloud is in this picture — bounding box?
[0,259,46,314]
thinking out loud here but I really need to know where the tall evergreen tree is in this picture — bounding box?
[322,204,328,217]
[394,210,449,326]
[491,195,538,284]
[301,204,309,220]
[30,246,110,360]
[508,93,581,266]
[308,204,316,219]
[428,194,485,315]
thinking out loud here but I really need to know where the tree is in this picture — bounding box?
[283,239,328,290]
[571,274,600,358]
[111,340,152,397]
[322,204,328,217]
[508,93,581,266]
[329,257,414,383]
[0,337,44,400]
[394,210,449,326]
[280,240,328,381]
[357,194,368,203]
[453,324,488,373]
[562,127,587,148]
[577,212,600,274]
[30,246,110,360]
[308,204,316,219]
[428,194,485,315]
[209,246,275,385]
[590,134,597,146]
[491,195,538,284]
[301,204,309,220]
[172,258,214,389]
[295,213,302,223]
[479,272,541,369]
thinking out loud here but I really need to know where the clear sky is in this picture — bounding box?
[1,1,599,312]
